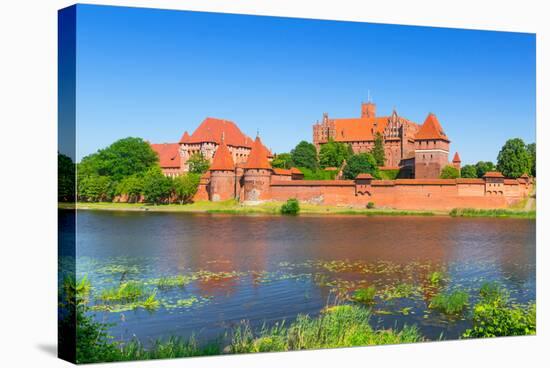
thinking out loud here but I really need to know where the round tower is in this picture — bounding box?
[208,140,236,201]
[243,136,272,202]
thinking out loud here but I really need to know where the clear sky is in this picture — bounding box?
[75,4,535,164]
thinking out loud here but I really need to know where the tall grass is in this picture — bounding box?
[429,290,469,315]
[449,208,535,219]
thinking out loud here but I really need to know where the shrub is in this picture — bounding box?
[429,289,469,315]
[366,202,375,209]
[352,286,376,304]
[342,153,379,179]
[439,165,460,179]
[281,198,300,215]
[463,301,536,338]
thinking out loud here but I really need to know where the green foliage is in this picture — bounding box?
[449,208,535,219]
[187,153,210,174]
[271,153,293,169]
[463,284,535,338]
[475,161,495,178]
[281,198,300,215]
[173,173,200,204]
[439,165,460,179]
[319,139,353,169]
[342,153,379,180]
[115,175,144,202]
[497,138,531,178]
[78,175,114,202]
[78,137,158,182]
[371,132,386,167]
[352,286,376,304]
[428,271,445,286]
[229,305,421,353]
[527,142,536,177]
[58,153,76,202]
[460,164,477,178]
[429,290,469,315]
[378,169,399,180]
[291,141,318,170]
[299,167,338,180]
[142,167,173,204]
[366,202,375,209]
[99,281,146,302]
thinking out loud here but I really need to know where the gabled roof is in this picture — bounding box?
[290,167,303,175]
[150,143,181,169]
[209,140,234,171]
[185,117,254,148]
[273,168,292,175]
[452,152,461,162]
[415,113,449,141]
[483,171,505,178]
[245,136,272,169]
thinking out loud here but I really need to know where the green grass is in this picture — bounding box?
[378,169,400,180]
[68,200,438,217]
[449,208,535,219]
[381,283,419,300]
[429,290,470,315]
[99,281,146,302]
[428,271,445,286]
[154,275,196,289]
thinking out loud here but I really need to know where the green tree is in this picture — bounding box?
[460,164,477,178]
[115,175,144,203]
[78,175,113,202]
[187,153,210,174]
[291,141,318,170]
[319,139,353,168]
[475,161,495,178]
[370,133,386,167]
[78,137,158,182]
[142,168,173,204]
[527,143,536,177]
[440,165,460,179]
[173,173,200,204]
[342,153,379,180]
[58,153,76,202]
[497,138,531,178]
[271,153,293,169]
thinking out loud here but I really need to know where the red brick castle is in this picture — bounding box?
[313,101,457,179]
[149,101,531,210]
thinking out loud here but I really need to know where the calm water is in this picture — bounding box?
[68,210,536,345]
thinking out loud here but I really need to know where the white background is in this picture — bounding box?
[0,0,547,367]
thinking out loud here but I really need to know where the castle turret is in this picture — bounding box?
[243,136,272,202]
[452,152,461,171]
[361,101,376,118]
[208,140,236,201]
[414,113,450,179]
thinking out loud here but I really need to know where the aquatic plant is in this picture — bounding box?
[155,275,196,289]
[381,283,418,300]
[429,290,469,315]
[464,301,536,338]
[352,286,376,304]
[427,271,445,286]
[141,292,161,311]
[479,281,509,303]
[99,281,145,302]
[449,208,535,219]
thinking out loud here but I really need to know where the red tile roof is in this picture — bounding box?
[452,152,461,162]
[483,171,505,178]
[290,167,303,174]
[245,136,272,169]
[415,113,449,141]
[179,131,191,144]
[185,117,253,147]
[456,178,484,184]
[273,168,292,175]
[150,143,181,168]
[356,173,374,179]
[209,141,234,171]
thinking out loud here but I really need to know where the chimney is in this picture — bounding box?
[361,102,376,118]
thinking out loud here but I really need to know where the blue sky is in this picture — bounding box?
[74,4,535,164]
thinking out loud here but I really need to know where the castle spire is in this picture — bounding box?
[210,140,234,171]
[244,136,271,169]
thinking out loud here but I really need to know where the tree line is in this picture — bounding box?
[59,137,209,204]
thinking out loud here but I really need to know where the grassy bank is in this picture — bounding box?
[449,208,536,219]
[61,200,438,217]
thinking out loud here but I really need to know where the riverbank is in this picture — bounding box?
[59,200,536,218]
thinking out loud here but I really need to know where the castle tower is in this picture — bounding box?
[179,131,192,171]
[361,101,376,118]
[242,136,272,202]
[414,113,450,179]
[452,152,461,171]
[208,139,236,201]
